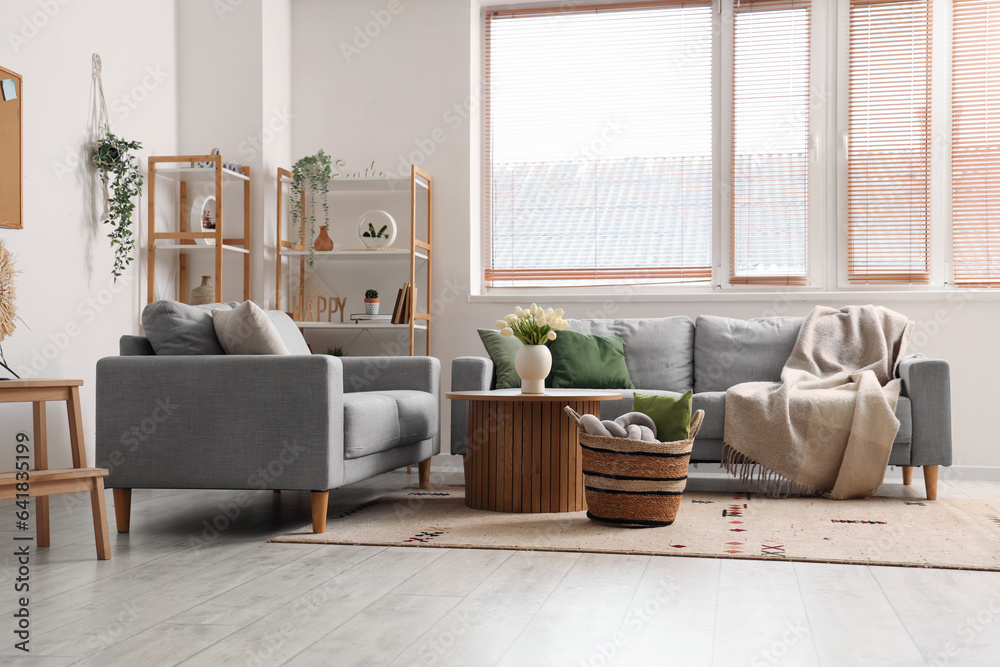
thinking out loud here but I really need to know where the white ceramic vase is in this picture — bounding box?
[515,344,551,394]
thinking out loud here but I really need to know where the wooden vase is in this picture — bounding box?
[314,225,334,252]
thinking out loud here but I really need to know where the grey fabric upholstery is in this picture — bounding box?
[96,354,344,490]
[449,356,494,456]
[566,317,694,391]
[96,348,441,493]
[898,355,952,466]
[343,390,438,459]
[141,300,237,356]
[448,317,948,470]
[120,336,154,356]
[694,315,803,392]
[266,310,311,355]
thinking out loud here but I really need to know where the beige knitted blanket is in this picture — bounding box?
[722,305,914,499]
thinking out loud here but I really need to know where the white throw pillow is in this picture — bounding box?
[212,301,291,355]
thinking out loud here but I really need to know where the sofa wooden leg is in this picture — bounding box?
[407,466,412,474]
[272,490,281,494]
[924,465,939,501]
[112,488,131,533]
[311,491,329,534]
[418,458,431,489]
[902,466,914,486]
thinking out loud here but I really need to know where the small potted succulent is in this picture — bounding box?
[364,289,380,314]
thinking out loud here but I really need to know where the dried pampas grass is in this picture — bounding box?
[0,239,16,342]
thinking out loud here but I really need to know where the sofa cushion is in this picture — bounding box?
[141,300,238,355]
[694,315,803,393]
[692,391,913,443]
[265,310,311,355]
[213,301,291,355]
[478,328,522,390]
[634,390,692,441]
[548,330,634,389]
[343,390,438,459]
[566,317,694,392]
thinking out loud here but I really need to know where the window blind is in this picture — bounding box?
[484,1,713,287]
[731,0,811,285]
[952,0,1000,287]
[847,0,932,284]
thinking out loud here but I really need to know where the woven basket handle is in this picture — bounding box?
[688,409,705,441]
[563,405,583,426]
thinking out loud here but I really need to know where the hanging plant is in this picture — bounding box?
[290,149,332,265]
[93,128,143,280]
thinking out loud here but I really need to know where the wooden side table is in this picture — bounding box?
[0,379,111,560]
[446,389,622,513]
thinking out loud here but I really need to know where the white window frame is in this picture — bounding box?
[471,0,998,302]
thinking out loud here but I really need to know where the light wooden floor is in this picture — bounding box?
[1,462,999,666]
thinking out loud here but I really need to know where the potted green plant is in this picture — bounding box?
[290,150,332,265]
[92,128,143,280]
[364,289,380,315]
[325,346,347,357]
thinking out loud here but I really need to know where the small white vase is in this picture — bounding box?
[515,344,551,394]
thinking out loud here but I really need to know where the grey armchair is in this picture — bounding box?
[96,335,440,534]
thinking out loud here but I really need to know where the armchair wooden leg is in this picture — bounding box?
[311,491,329,534]
[902,466,914,485]
[418,458,431,489]
[112,488,131,533]
[91,479,111,560]
[924,465,939,501]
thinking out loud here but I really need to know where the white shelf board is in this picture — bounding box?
[279,175,428,191]
[280,249,428,262]
[154,165,249,183]
[293,321,427,330]
[153,243,249,255]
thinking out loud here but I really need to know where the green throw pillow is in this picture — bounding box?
[547,330,635,390]
[633,390,693,442]
[478,329,522,390]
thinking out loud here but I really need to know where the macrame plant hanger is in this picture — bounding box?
[92,53,111,220]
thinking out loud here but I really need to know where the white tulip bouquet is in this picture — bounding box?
[496,303,569,345]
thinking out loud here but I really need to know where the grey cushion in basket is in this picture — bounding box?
[141,300,237,355]
[694,315,803,393]
[213,301,291,355]
[565,317,694,392]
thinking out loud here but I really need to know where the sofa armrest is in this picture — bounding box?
[340,356,440,395]
[450,356,493,456]
[897,354,952,466]
[120,335,154,356]
[96,354,345,491]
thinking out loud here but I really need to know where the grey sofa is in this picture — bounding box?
[96,309,440,534]
[452,315,950,499]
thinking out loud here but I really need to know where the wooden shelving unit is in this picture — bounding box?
[275,165,432,355]
[147,154,251,304]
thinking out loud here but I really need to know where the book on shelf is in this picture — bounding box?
[390,283,407,324]
[350,313,392,322]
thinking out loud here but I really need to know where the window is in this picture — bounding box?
[952,0,1000,287]
[481,0,999,292]
[730,0,811,285]
[484,2,713,287]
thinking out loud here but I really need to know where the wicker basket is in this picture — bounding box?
[565,407,705,528]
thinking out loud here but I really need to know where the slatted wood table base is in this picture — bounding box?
[461,397,601,513]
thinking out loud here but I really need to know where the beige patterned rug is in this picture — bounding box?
[270,485,1000,571]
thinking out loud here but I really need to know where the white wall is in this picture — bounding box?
[0,0,179,468]
[290,0,999,469]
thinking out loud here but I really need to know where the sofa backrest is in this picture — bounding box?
[566,317,694,391]
[138,300,310,355]
[693,315,803,392]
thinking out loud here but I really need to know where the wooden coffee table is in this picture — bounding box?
[446,389,622,513]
